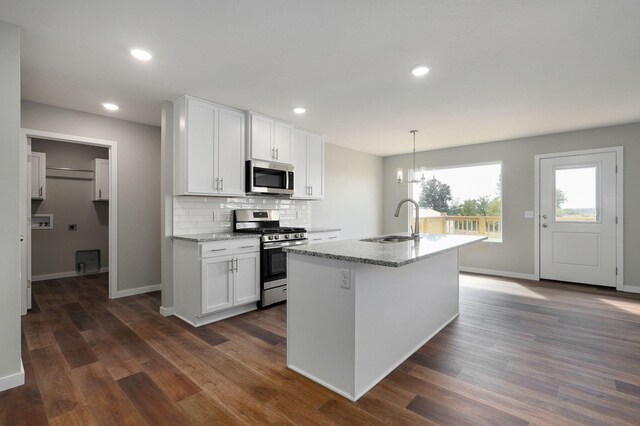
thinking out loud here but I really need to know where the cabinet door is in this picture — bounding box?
[250,114,274,161]
[217,108,245,196]
[274,121,293,164]
[233,252,260,306]
[292,130,309,198]
[93,159,109,201]
[187,99,217,194]
[31,152,46,200]
[201,255,234,314]
[307,133,324,199]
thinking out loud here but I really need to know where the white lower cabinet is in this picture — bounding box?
[201,255,234,314]
[174,238,260,326]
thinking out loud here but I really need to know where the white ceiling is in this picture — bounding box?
[2,1,640,156]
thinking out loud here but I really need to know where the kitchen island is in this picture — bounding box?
[284,233,486,401]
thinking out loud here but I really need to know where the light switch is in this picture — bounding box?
[524,211,534,219]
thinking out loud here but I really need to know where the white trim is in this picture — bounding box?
[114,284,161,299]
[459,266,538,281]
[159,306,176,317]
[32,267,109,282]
[21,128,118,305]
[0,361,25,392]
[622,285,640,295]
[288,364,357,402]
[534,147,624,289]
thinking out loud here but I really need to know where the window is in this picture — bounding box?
[409,162,502,241]
[554,166,598,222]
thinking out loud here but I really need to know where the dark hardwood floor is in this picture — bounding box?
[1,272,640,425]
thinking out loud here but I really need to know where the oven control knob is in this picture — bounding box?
[274,235,280,240]
[267,235,274,241]
[284,234,290,239]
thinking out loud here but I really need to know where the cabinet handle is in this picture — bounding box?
[276,148,279,160]
[215,177,219,191]
[220,177,224,192]
[98,189,101,199]
[240,245,255,249]
[209,248,227,252]
[234,258,239,272]
[328,236,338,239]
[39,186,43,197]
[271,147,275,159]
[229,259,234,271]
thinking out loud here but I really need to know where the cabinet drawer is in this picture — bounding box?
[263,286,287,306]
[308,231,340,244]
[200,238,260,259]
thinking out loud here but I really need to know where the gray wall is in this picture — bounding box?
[312,143,384,239]
[31,139,109,277]
[22,101,161,291]
[384,122,640,285]
[0,21,22,384]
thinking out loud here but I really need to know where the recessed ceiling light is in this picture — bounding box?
[411,65,430,77]
[102,103,119,111]
[130,48,153,61]
[293,107,306,114]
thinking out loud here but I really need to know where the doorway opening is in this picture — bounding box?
[20,129,118,314]
[534,147,623,290]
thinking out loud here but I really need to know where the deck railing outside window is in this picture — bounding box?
[417,215,502,241]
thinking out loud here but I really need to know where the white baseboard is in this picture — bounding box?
[159,306,176,317]
[622,285,640,294]
[114,284,161,298]
[0,361,24,392]
[32,267,109,282]
[459,266,538,281]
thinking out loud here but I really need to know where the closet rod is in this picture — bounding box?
[46,166,94,173]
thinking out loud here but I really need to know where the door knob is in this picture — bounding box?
[542,223,548,228]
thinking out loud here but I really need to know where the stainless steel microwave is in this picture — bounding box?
[246,160,294,195]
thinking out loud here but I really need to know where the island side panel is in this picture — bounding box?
[354,249,460,399]
[287,253,357,399]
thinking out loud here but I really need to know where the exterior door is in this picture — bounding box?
[540,152,617,286]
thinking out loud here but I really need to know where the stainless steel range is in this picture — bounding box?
[234,209,308,307]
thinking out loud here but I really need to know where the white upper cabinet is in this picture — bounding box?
[31,151,46,200]
[93,158,109,201]
[273,121,293,164]
[217,108,245,196]
[247,112,293,164]
[174,96,245,196]
[291,129,324,199]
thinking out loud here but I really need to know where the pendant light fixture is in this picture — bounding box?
[396,130,425,184]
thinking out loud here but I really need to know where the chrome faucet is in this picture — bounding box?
[394,198,420,241]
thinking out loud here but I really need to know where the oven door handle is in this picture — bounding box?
[263,240,308,250]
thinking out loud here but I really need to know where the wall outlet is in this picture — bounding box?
[524,211,534,219]
[340,269,350,289]
[68,224,78,231]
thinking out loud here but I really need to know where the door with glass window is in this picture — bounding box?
[539,152,617,286]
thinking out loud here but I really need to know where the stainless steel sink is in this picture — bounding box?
[361,235,415,243]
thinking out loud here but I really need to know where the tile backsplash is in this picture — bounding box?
[173,196,312,235]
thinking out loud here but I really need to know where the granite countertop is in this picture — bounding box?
[306,227,341,233]
[172,233,260,242]
[284,233,487,267]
